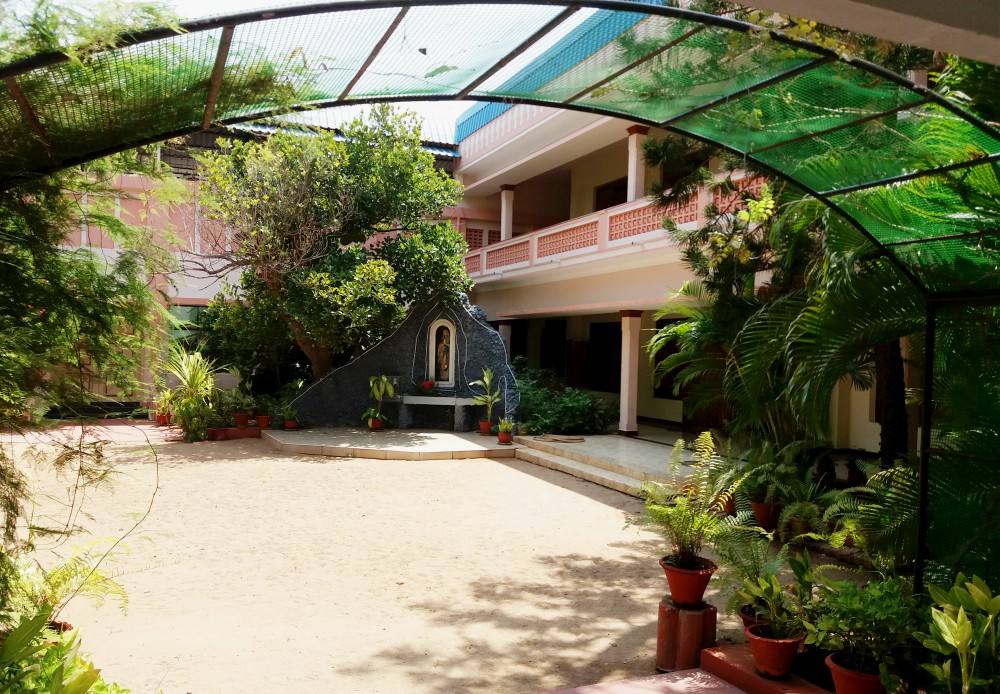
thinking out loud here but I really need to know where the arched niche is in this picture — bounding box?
[428,319,456,388]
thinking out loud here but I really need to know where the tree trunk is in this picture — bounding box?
[874,339,908,466]
[285,316,332,379]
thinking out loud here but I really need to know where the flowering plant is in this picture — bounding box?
[420,380,435,393]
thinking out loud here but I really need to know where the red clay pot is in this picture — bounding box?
[256,415,272,430]
[233,412,250,429]
[826,653,885,694]
[659,556,717,608]
[478,420,492,436]
[368,418,382,431]
[751,500,782,530]
[745,625,804,679]
[156,413,166,426]
[497,432,512,444]
[285,419,298,430]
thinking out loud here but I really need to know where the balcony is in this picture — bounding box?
[462,175,764,283]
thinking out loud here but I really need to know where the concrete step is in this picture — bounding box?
[543,669,746,693]
[513,435,672,484]
[515,447,645,496]
[701,644,831,694]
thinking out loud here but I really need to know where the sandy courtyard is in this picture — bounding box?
[21,423,694,694]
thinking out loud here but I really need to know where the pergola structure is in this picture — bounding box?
[2,0,999,584]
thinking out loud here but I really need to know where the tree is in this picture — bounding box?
[196,105,466,379]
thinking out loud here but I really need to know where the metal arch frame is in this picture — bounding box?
[1,0,998,584]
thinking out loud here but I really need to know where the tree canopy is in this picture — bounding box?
[195,105,468,380]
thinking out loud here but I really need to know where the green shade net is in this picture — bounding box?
[0,0,998,300]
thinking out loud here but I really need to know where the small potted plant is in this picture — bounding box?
[419,379,436,395]
[471,367,501,436]
[630,432,738,607]
[254,396,274,430]
[281,402,299,430]
[154,389,174,426]
[803,576,919,693]
[497,417,514,444]
[362,375,394,431]
[739,574,806,679]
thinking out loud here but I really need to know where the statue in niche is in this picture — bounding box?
[434,326,451,382]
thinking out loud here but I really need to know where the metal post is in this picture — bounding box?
[914,302,936,593]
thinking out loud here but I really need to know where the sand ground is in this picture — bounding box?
[18,423,739,694]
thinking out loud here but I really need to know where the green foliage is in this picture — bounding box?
[803,576,920,679]
[0,606,129,694]
[917,574,1000,693]
[196,105,465,378]
[738,574,802,639]
[713,527,787,613]
[511,359,615,435]
[8,543,128,623]
[470,367,501,423]
[362,375,394,427]
[163,345,223,442]
[497,417,514,434]
[632,432,741,567]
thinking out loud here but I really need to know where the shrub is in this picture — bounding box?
[512,358,616,435]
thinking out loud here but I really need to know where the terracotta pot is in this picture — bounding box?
[233,412,250,429]
[751,500,782,530]
[156,413,166,426]
[826,653,885,694]
[47,619,74,634]
[745,625,804,679]
[285,419,298,430]
[256,415,272,430]
[479,420,492,436]
[658,556,717,608]
[498,431,512,444]
[368,418,383,431]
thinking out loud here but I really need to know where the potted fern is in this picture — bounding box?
[632,432,738,607]
[471,367,501,436]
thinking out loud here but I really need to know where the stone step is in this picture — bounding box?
[543,669,746,693]
[515,447,644,496]
[513,435,673,484]
[701,644,831,694]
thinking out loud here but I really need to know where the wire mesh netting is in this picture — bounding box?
[926,303,1000,584]
[0,0,997,302]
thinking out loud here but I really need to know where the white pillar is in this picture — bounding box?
[497,320,513,358]
[500,184,515,241]
[626,125,650,202]
[619,310,643,436]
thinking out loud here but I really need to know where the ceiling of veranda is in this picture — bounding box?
[2,0,999,299]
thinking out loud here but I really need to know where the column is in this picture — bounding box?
[626,125,650,202]
[619,309,643,436]
[500,184,515,241]
[497,320,513,358]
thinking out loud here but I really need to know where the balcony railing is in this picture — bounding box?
[462,175,765,279]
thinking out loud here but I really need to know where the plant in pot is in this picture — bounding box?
[254,396,275,430]
[776,469,842,542]
[631,431,737,608]
[916,573,1000,694]
[154,388,174,426]
[471,367,501,435]
[739,441,798,531]
[281,402,299,430]
[497,416,514,444]
[714,525,787,627]
[164,345,222,443]
[803,575,920,694]
[739,574,806,679]
[362,375,394,431]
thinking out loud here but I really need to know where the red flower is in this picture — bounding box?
[420,380,435,390]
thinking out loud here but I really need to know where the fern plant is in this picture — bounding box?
[632,432,742,569]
